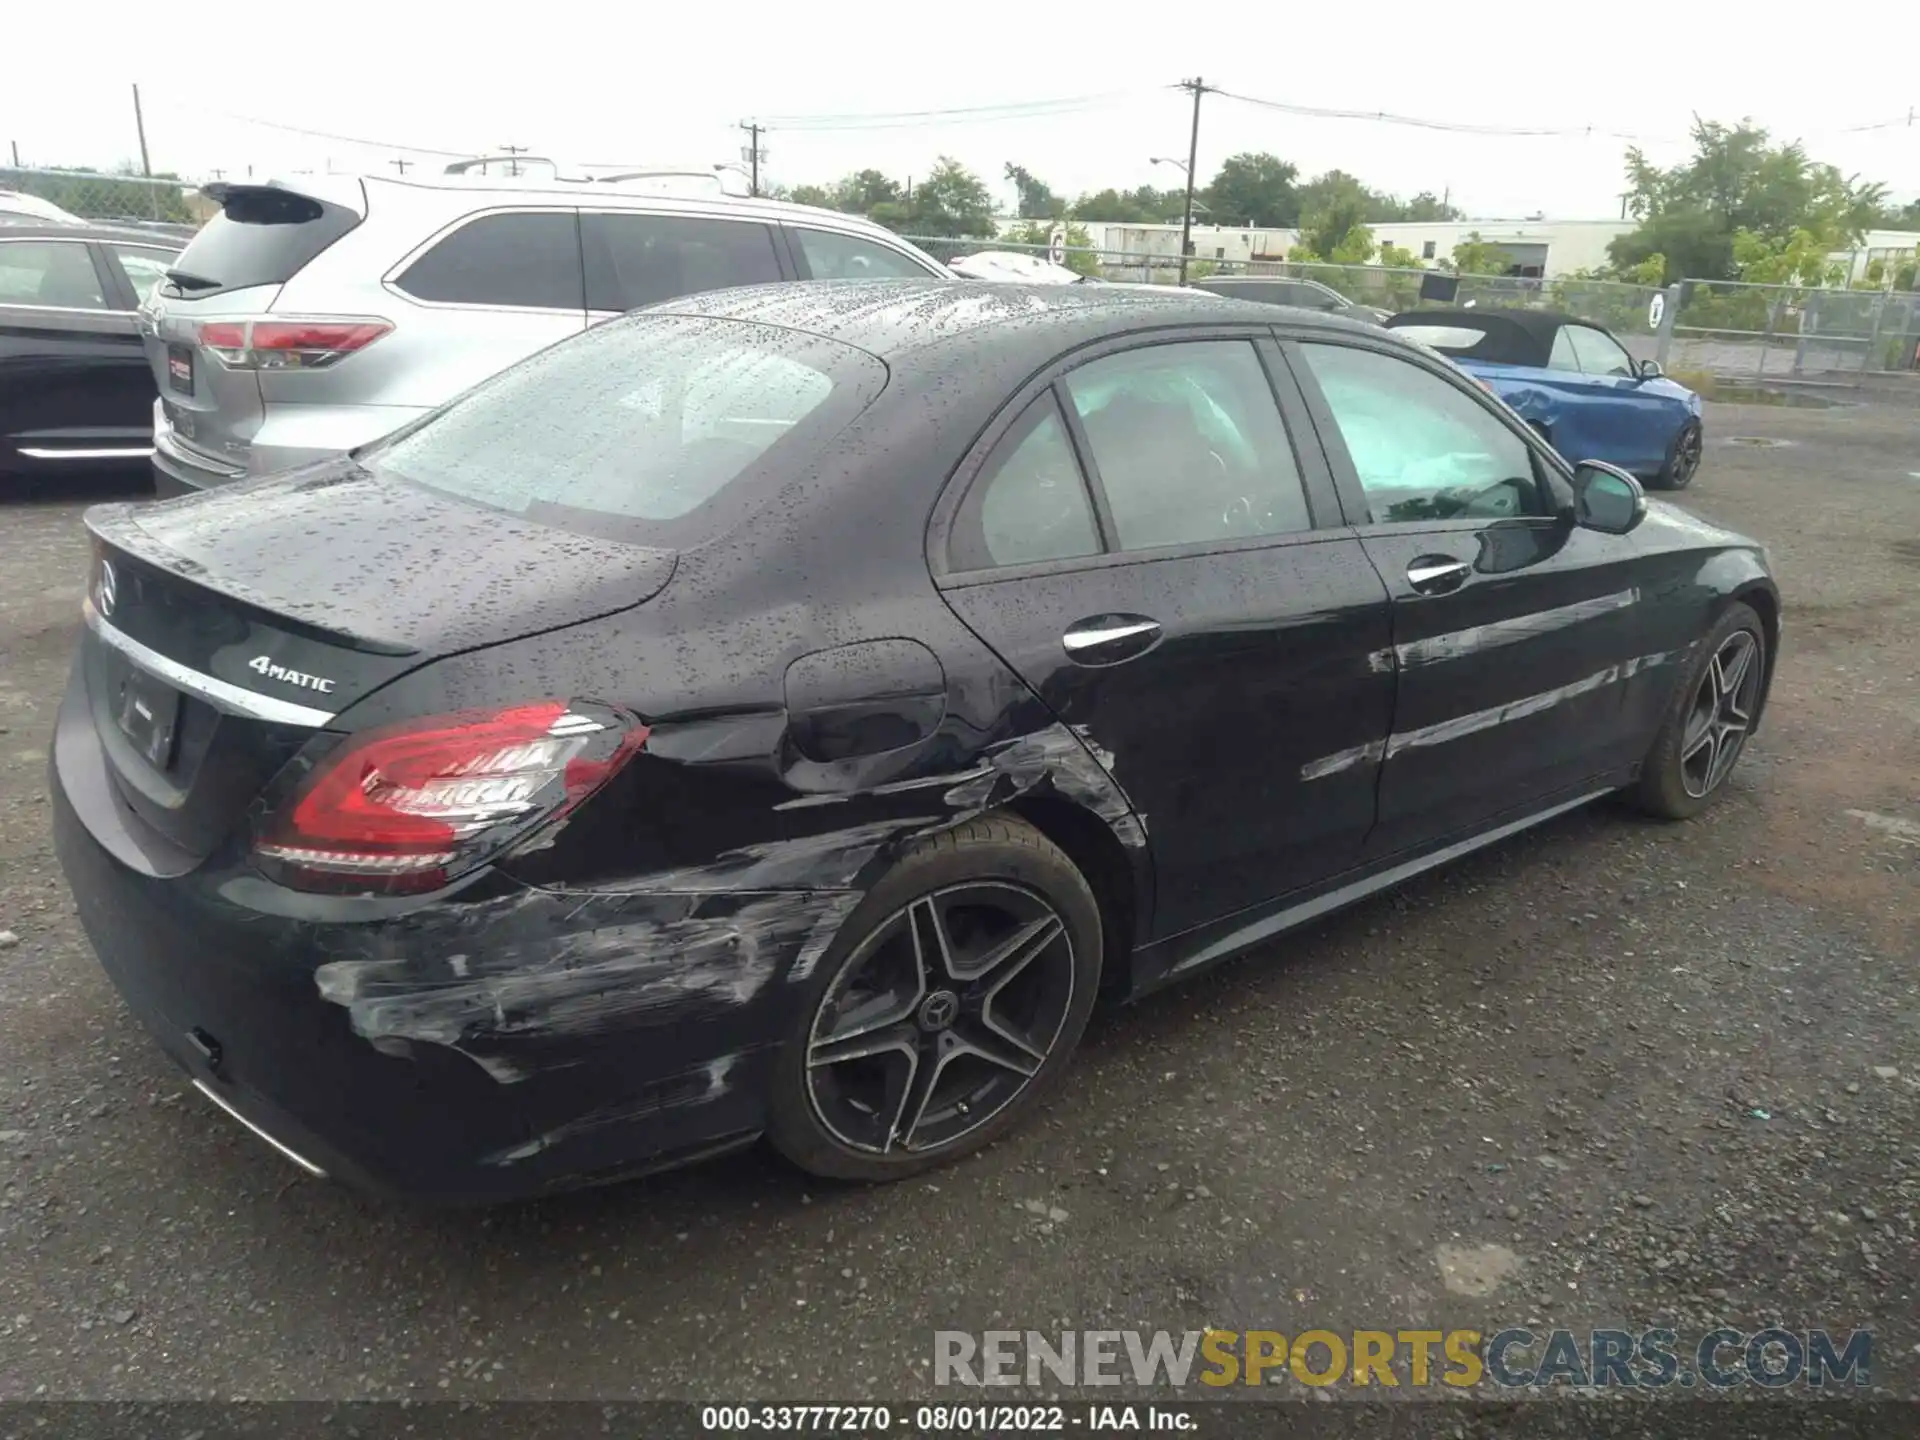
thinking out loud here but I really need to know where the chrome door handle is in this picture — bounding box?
[1062,618,1161,656]
[1406,558,1472,593]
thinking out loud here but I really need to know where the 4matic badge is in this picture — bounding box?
[248,656,336,694]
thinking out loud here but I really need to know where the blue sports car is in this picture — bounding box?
[1386,308,1704,490]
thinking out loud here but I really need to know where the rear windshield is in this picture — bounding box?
[161,186,362,298]
[1387,323,1488,353]
[361,314,887,546]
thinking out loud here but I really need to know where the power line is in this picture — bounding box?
[757,90,1148,131]
[1211,86,1672,141]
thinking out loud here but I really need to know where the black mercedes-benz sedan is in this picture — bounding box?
[52,279,1779,1201]
[1,223,182,482]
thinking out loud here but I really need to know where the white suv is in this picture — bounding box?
[139,173,948,495]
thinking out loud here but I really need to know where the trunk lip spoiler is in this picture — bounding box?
[84,598,335,728]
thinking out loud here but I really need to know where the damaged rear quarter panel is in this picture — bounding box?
[303,570,1152,1180]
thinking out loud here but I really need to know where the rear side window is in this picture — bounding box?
[951,394,1102,571]
[583,212,781,312]
[362,314,885,546]
[163,186,361,298]
[1063,341,1312,550]
[394,211,584,310]
[791,228,933,280]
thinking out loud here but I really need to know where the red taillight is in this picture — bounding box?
[253,700,646,895]
[196,316,392,370]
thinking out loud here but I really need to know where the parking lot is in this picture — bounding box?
[1,395,1916,1404]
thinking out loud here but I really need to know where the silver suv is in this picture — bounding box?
[140,173,948,494]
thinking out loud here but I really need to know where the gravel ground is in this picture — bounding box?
[0,401,1915,1409]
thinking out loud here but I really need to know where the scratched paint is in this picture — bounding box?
[313,888,851,1082]
[1385,652,1676,758]
[1297,650,1679,779]
[483,1052,746,1165]
[941,721,1148,848]
[1394,589,1639,668]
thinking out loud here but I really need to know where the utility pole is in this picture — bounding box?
[1176,77,1210,287]
[9,140,18,168]
[500,143,528,178]
[209,168,225,181]
[738,121,766,197]
[131,84,152,177]
[390,157,412,175]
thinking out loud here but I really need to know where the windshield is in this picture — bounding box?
[363,314,887,546]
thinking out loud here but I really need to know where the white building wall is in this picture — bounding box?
[1078,218,1632,278]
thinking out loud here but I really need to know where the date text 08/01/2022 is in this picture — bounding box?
[700,1404,1196,1432]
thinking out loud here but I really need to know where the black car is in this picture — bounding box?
[52,280,1778,1202]
[1191,274,1391,324]
[0,223,182,481]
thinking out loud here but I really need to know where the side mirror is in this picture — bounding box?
[1637,358,1664,380]
[1571,461,1647,535]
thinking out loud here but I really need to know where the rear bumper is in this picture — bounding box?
[49,663,827,1203]
[149,399,425,497]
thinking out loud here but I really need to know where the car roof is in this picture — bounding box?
[0,221,185,247]
[355,172,918,236]
[651,278,1382,367]
[1384,307,1594,367]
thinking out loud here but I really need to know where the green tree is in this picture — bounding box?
[871,157,996,238]
[1377,241,1423,269]
[1298,172,1376,263]
[1004,164,1063,220]
[834,169,902,215]
[1447,232,1512,275]
[786,182,835,210]
[1072,185,1183,224]
[1395,191,1464,222]
[1609,119,1888,282]
[1202,152,1300,227]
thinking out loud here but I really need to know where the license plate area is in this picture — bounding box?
[116,664,183,771]
[166,343,195,395]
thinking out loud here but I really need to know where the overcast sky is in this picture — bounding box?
[5,1,1913,222]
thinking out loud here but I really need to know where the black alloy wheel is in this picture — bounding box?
[767,815,1102,1180]
[1631,601,1766,820]
[805,881,1073,1155]
[1679,628,1761,800]
[1656,419,1703,490]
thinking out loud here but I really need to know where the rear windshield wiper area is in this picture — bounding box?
[163,270,220,292]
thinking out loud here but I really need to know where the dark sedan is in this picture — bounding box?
[0,224,182,481]
[52,280,1778,1201]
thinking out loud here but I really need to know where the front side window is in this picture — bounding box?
[1063,341,1311,551]
[0,240,105,309]
[1566,325,1636,376]
[394,211,583,310]
[953,394,1102,570]
[791,228,932,280]
[364,314,881,545]
[1298,342,1546,525]
[1548,327,1581,371]
[584,213,782,312]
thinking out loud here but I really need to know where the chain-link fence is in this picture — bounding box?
[918,235,1920,382]
[0,166,205,236]
[1666,281,1920,382]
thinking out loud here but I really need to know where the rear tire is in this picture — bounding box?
[1651,419,1703,491]
[766,814,1102,1182]
[1630,602,1765,820]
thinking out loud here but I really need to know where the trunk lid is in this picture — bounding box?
[140,178,368,474]
[80,463,676,859]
